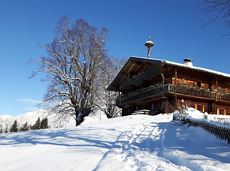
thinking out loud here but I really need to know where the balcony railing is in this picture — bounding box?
[116,84,230,106]
[167,84,215,99]
[116,84,164,106]
[120,69,159,89]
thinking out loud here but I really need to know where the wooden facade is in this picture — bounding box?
[107,57,230,116]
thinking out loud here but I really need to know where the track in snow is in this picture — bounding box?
[1,114,229,171]
[94,115,191,171]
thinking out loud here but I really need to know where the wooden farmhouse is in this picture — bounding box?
[107,56,230,116]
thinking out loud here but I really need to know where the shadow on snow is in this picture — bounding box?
[0,127,121,151]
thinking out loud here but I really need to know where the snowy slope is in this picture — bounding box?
[0,114,229,171]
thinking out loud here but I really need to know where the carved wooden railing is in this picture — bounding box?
[216,93,230,101]
[167,84,215,99]
[168,84,230,101]
[116,84,230,106]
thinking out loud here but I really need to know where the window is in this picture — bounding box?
[219,108,225,115]
[208,103,212,113]
[194,104,197,110]
[208,83,212,89]
[217,108,226,115]
[197,104,203,112]
[195,103,205,112]
[151,104,155,110]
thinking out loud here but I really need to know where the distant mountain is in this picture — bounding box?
[0,109,76,131]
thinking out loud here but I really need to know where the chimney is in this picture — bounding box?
[183,58,193,66]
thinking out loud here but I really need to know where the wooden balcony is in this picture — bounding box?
[116,84,230,106]
[120,69,160,90]
[116,84,164,106]
[168,84,215,99]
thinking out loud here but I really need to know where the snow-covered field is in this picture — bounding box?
[0,113,229,171]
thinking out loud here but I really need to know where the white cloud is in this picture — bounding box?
[16,98,42,105]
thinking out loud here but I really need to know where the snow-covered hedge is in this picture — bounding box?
[185,108,230,129]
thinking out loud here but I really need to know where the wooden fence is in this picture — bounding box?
[186,119,230,144]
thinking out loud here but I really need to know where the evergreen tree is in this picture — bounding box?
[41,118,48,129]
[20,122,29,132]
[10,120,19,132]
[4,126,8,133]
[0,125,3,133]
[31,117,41,130]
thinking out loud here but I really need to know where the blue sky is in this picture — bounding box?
[0,0,229,115]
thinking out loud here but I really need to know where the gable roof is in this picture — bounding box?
[107,56,230,91]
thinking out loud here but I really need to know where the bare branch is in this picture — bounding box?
[34,17,110,126]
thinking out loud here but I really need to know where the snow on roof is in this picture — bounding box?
[164,60,230,78]
[131,56,230,78]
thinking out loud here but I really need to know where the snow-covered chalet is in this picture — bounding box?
[108,56,230,116]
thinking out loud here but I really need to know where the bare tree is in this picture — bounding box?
[34,17,108,126]
[94,57,125,118]
[205,0,230,25]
